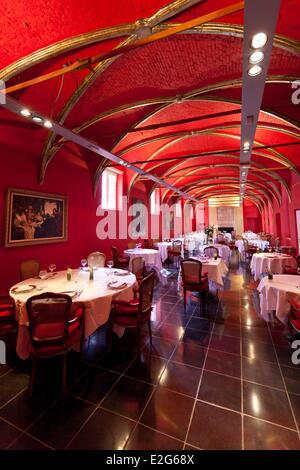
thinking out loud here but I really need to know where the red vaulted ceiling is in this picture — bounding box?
[0,0,300,209]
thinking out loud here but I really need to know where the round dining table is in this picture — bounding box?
[124,248,162,271]
[10,268,137,359]
[250,252,296,281]
[257,274,300,323]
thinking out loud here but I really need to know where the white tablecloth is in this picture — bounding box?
[124,248,162,271]
[235,239,269,253]
[257,274,300,323]
[155,242,184,261]
[251,253,296,281]
[10,268,136,359]
[200,244,231,263]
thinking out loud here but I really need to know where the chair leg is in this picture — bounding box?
[62,354,67,393]
[29,357,37,396]
[136,327,141,357]
[148,320,153,347]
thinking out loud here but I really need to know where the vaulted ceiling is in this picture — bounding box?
[0,0,299,211]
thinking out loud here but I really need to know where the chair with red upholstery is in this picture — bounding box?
[284,255,300,275]
[167,240,182,268]
[181,259,209,314]
[108,273,155,354]
[0,294,16,337]
[280,246,297,257]
[288,300,300,339]
[111,245,130,269]
[26,292,84,394]
[131,256,146,298]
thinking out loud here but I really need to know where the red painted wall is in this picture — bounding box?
[243,203,262,233]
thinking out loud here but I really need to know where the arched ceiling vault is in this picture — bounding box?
[0,0,300,208]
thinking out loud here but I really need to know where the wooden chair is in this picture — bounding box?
[111,245,130,269]
[167,240,182,268]
[87,251,106,268]
[108,273,155,355]
[288,300,300,339]
[26,292,84,394]
[181,259,209,314]
[20,259,40,281]
[131,256,146,298]
[204,246,219,258]
[280,246,297,257]
[0,294,16,337]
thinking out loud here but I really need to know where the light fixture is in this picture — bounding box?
[43,120,53,129]
[249,50,264,64]
[248,65,263,76]
[20,108,31,117]
[32,115,43,123]
[251,32,267,49]
[243,142,250,152]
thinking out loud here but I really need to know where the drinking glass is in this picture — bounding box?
[297,267,300,275]
[81,258,88,270]
[107,260,114,269]
[48,263,56,273]
[39,270,47,280]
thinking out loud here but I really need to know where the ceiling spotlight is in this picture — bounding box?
[251,32,267,49]
[32,116,43,123]
[243,142,250,152]
[249,50,264,64]
[43,120,53,129]
[248,65,263,76]
[20,108,31,117]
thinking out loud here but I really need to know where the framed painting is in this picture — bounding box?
[4,188,68,247]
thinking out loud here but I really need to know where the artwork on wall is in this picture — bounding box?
[216,206,234,228]
[4,188,68,247]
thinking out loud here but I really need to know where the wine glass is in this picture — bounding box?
[297,267,300,276]
[39,270,47,280]
[48,263,56,273]
[81,258,87,270]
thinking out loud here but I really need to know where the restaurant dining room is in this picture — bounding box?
[1,0,300,461]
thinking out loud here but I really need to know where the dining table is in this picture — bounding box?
[257,274,300,323]
[250,252,296,281]
[10,268,137,360]
[178,256,229,291]
[200,244,231,264]
[154,241,184,262]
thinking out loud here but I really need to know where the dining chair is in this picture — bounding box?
[280,246,297,257]
[0,294,16,337]
[26,292,85,395]
[107,273,155,355]
[111,245,130,269]
[87,251,106,268]
[144,239,154,248]
[127,241,137,249]
[288,300,300,339]
[131,256,146,298]
[20,259,40,281]
[204,246,219,259]
[216,233,226,244]
[242,239,256,261]
[180,259,209,314]
[284,255,300,275]
[167,240,182,268]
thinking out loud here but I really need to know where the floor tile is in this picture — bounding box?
[158,362,202,397]
[205,349,241,378]
[126,424,183,450]
[0,418,22,450]
[125,354,166,384]
[209,334,241,355]
[8,433,51,450]
[172,343,207,369]
[244,416,300,450]
[198,370,241,412]
[140,387,194,441]
[0,370,29,407]
[242,356,284,389]
[69,367,120,404]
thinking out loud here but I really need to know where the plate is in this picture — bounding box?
[107,282,127,290]
[11,284,36,294]
[114,270,130,276]
[59,290,78,298]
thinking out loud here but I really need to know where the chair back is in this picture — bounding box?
[204,246,219,258]
[26,292,72,344]
[144,239,154,248]
[132,256,145,278]
[290,299,300,319]
[280,246,297,257]
[87,251,106,268]
[275,237,281,248]
[138,273,155,318]
[216,233,225,243]
[20,259,40,281]
[243,239,249,250]
[296,255,300,269]
[111,245,120,266]
[181,258,203,285]
[172,240,182,255]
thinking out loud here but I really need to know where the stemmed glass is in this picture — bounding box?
[38,270,48,290]
[297,267,300,276]
[48,263,56,274]
[81,258,88,270]
[106,260,114,283]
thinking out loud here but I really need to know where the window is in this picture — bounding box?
[101,168,121,210]
[175,202,182,217]
[150,189,160,215]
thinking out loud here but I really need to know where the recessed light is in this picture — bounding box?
[20,108,31,117]
[248,65,262,77]
[43,120,53,129]
[32,116,43,123]
[249,50,264,64]
[251,32,267,49]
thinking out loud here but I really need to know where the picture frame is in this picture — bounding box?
[4,187,68,247]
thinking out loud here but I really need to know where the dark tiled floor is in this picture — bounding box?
[1,260,300,450]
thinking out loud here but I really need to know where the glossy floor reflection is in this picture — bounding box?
[1,261,300,450]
